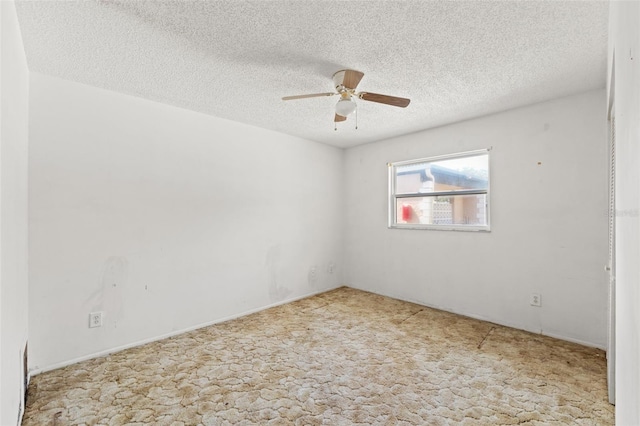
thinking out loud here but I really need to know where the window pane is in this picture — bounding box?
[395,154,488,194]
[396,194,487,226]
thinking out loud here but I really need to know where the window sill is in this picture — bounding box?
[389,224,491,232]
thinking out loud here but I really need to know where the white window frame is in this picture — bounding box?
[388,149,491,232]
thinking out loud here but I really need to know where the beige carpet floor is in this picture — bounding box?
[23,287,614,425]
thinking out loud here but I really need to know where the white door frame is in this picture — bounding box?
[606,68,616,404]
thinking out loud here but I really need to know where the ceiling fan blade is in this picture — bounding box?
[359,92,411,108]
[334,114,347,122]
[282,92,336,101]
[343,70,364,90]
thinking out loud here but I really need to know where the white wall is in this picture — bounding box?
[344,90,608,348]
[0,1,30,424]
[608,2,640,424]
[28,73,343,372]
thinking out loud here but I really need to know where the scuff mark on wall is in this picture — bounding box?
[101,256,128,324]
[266,245,291,303]
[308,266,318,288]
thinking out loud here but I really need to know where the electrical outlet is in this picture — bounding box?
[89,312,103,328]
[530,293,542,307]
[328,262,335,274]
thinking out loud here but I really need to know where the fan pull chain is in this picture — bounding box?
[355,109,358,130]
[334,122,337,131]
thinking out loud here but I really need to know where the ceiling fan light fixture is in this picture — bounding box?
[335,98,357,117]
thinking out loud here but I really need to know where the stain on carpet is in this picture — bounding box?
[23,287,613,425]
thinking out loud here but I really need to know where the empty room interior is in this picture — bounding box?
[1,1,640,425]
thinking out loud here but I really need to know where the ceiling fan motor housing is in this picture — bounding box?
[332,70,348,92]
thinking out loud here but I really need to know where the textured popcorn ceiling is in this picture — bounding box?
[15,1,608,148]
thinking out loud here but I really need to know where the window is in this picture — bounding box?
[389,149,490,231]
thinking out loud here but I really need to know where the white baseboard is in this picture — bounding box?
[349,285,607,351]
[30,285,343,376]
[30,284,603,377]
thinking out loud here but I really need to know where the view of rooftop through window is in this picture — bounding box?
[390,151,490,230]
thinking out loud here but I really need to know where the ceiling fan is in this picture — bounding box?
[282,69,410,123]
